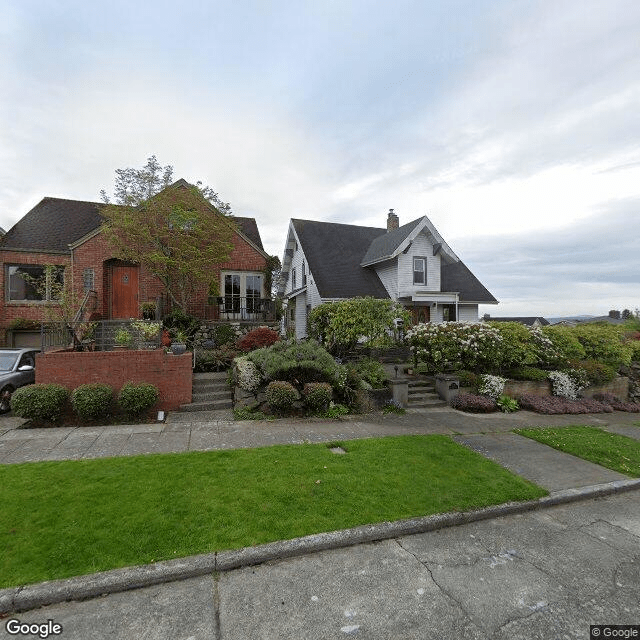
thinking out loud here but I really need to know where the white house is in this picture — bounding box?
[279,209,498,339]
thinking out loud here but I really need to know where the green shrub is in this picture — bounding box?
[354,358,387,388]
[212,324,238,347]
[569,359,616,386]
[265,381,298,412]
[117,382,159,416]
[194,346,239,372]
[308,297,410,355]
[11,384,69,423]
[248,340,339,386]
[571,323,632,368]
[162,309,199,344]
[453,370,481,390]
[323,403,350,417]
[507,367,549,382]
[71,384,114,420]
[233,407,269,421]
[488,322,539,370]
[540,325,586,367]
[302,382,333,413]
[496,395,519,413]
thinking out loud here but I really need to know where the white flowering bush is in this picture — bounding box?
[406,322,503,371]
[234,356,262,393]
[548,370,584,400]
[478,374,506,400]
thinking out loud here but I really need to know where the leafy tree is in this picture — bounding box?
[101,181,235,311]
[308,297,410,355]
[100,155,232,215]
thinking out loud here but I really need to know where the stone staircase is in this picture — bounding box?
[179,372,233,412]
[407,376,447,409]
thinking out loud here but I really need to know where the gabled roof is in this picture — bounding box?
[441,261,498,303]
[360,215,459,266]
[0,198,105,253]
[289,217,497,304]
[291,219,389,299]
[1,184,264,253]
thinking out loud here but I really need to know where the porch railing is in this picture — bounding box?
[205,297,277,322]
[41,320,162,353]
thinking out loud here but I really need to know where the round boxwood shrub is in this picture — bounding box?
[71,383,114,421]
[265,381,298,412]
[117,382,159,416]
[11,383,69,423]
[302,382,333,413]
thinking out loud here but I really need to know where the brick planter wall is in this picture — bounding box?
[35,350,192,410]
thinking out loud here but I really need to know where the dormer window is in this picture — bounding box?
[413,257,426,285]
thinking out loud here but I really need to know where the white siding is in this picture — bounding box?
[397,232,441,298]
[457,304,479,322]
[294,292,308,339]
[374,260,398,298]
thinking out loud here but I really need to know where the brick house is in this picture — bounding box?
[0,179,271,345]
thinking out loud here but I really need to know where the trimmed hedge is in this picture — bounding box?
[71,384,114,421]
[11,384,69,423]
[118,382,159,416]
[265,381,298,412]
[302,382,333,413]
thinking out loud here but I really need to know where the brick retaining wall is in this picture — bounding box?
[35,350,192,410]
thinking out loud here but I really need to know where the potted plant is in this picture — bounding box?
[131,319,162,349]
[114,327,133,350]
[170,329,188,355]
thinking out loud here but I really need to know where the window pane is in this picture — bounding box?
[246,275,261,298]
[8,266,45,301]
[413,258,425,285]
[83,268,95,293]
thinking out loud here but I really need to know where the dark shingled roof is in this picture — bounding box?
[360,217,423,265]
[441,261,498,303]
[1,198,105,252]
[232,217,263,251]
[292,219,389,299]
[1,197,264,254]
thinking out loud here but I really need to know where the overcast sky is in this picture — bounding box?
[2,0,639,318]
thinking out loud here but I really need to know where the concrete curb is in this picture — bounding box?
[2,477,640,615]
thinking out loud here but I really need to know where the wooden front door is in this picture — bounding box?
[111,265,139,319]
[411,306,430,325]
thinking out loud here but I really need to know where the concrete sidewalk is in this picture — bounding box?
[1,407,639,617]
[1,406,639,465]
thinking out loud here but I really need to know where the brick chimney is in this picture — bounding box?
[387,208,399,232]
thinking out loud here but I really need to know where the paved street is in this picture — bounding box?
[2,491,638,639]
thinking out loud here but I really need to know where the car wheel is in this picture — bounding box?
[0,385,14,413]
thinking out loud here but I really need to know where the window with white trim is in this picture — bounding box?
[6,265,64,302]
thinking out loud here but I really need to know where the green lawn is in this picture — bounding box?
[1,435,546,588]
[515,426,640,477]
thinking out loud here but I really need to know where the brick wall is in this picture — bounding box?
[35,350,192,410]
[1,225,268,341]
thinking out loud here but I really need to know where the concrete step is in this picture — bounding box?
[191,390,233,403]
[179,399,233,412]
[192,381,229,393]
